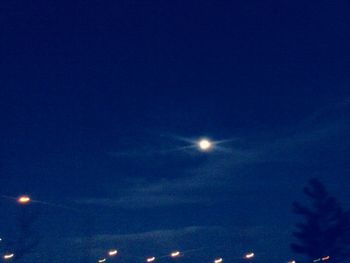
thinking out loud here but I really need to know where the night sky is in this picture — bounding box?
[1,1,350,263]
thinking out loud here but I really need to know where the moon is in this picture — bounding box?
[197,139,212,151]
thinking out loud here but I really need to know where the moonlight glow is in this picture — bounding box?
[198,139,212,151]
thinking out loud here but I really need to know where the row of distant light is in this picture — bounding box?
[97,250,255,263]
[312,256,330,262]
[286,256,330,263]
[2,196,331,263]
[97,249,118,262]
[97,251,329,263]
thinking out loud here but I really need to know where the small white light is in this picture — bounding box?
[3,253,15,260]
[244,252,254,259]
[170,251,181,258]
[108,249,117,256]
[147,257,156,262]
[214,258,223,263]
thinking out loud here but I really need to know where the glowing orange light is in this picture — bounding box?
[244,252,254,259]
[322,256,330,261]
[108,250,118,256]
[147,257,156,262]
[214,258,223,263]
[170,251,181,258]
[17,195,31,204]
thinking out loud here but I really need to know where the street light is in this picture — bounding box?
[214,258,223,263]
[17,195,31,205]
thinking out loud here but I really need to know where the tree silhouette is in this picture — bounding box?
[291,178,350,262]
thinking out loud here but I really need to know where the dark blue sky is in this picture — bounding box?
[1,1,350,263]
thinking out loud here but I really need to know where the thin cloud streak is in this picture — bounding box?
[77,101,350,209]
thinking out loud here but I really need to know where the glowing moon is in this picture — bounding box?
[198,139,212,151]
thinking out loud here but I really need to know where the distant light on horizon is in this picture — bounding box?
[147,257,156,262]
[108,249,118,256]
[322,256,330,261]
[244,252,254,259]
[170,251,181,258]
[313,256,330,263]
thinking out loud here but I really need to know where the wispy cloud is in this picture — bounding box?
[77,99,350,209]
[82,226,224,243]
